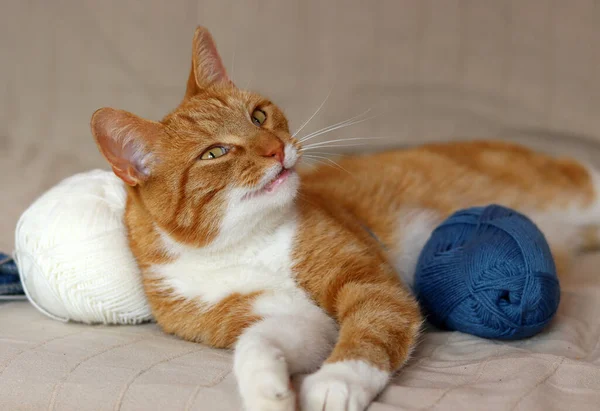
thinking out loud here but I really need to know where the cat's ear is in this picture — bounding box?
[90,108,166,186]
[184,26,232,98]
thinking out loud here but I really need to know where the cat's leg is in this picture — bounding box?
[234,292,338,411]
[298,278,422,411]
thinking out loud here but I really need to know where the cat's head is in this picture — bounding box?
[90,26,301,247]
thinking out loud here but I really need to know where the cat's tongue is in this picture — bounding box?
[264,169,291,192]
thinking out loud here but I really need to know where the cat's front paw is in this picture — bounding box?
[299,375,368,411]
[299,361,389,411]
[241,370,296,411]
[238,355,296,411]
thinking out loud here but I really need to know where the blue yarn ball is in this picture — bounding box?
[414,204,560,340]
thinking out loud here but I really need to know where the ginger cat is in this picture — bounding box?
[90,27,599,411]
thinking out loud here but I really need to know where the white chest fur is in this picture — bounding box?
[152,216,299,307]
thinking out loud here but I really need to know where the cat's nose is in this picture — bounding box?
[261,140,285,165]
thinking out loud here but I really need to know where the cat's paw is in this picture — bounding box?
[242,371,296,411]
[238,356,296,411]
[298,361,389,411]
[299,375,368,411]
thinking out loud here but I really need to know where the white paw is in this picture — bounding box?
[242,373,296,411]
[299,375,367,411]
[299,361,389,411]
[239,357,296,411]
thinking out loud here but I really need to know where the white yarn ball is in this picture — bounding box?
[14,169,153,325]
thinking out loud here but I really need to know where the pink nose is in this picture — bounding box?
[261,141,285,165]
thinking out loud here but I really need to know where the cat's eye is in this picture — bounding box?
[200,146,228,160]
[251,109,267,126]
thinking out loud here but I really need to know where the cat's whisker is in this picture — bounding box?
[300,143,371,152]
[292,86,335,138]
[295,192,320,208]
[302,155,353,176]
[301,150,340,157]
[298,109,373,143]
[302,157,333,169]
[244,64,256,90]
[230,32,237,81]
[301,156,325,164]
[298,116,383,149]
[303,153,348,169]
[303,136,385,147]
[301,136,388,150]
[298,110,372,143]
[299,158,325,172]
[302,154,329,160]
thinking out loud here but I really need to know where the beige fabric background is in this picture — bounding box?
[1,1,600,410]
[2,0,600,251]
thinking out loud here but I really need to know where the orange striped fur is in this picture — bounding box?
[90,26,600,411]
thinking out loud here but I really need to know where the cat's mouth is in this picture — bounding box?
[244,167,294,200]
[264,168,292,192]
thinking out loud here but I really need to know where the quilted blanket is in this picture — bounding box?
[2,1,600,410]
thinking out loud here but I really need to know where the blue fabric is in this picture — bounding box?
[0,253,23,296]
[414,205,560,340]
